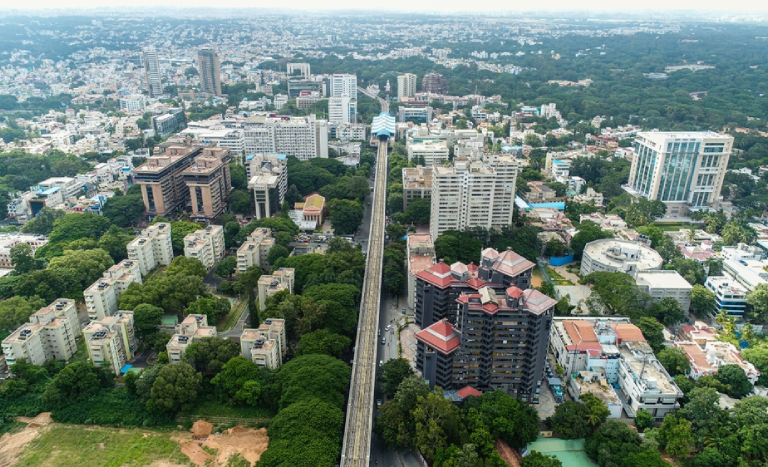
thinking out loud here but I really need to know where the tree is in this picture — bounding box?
[97,226,134,262]
[148,361,203,413]
[329,199,364,235]
[580,392,610,427]
[9,242,37,274]
[13,269,69,303]
[101,192,145,227]
[303,283,359,336]
[185,296,231,323]
[184,337,241,374]
[715,363,753,398]
[659,414,694,458]
[345,176,370,201]
[413,389,466,460]
[0,295,47,331]
[522,451,563,467]
[403,198,431,224]
[743,347,768,386]
[267,244,290,266]
[210,356,264,405]
[271,354,351,410]
[166,255,207,278]
[47,213,111,245]
[571,222,612,258]
[229,163,248,190]
[546,400,591,439]
[229,189,253,214]
[544,238,565,257]
[20,207,64,235]
[680,387,725,434]
[135,364,164,400]
[690,284,717,318]
[47,248,114,297]
[625,197,667,226]
[464,389,540,449]
[214,256,237,278]
[636,317,665,352]
[41,361,111,410]
[296,329,351,357]
[747,283,768,322]
[583,272,644,318]
[648,297,686,326]
[634,409,654,432]
[132,304,164,341]
[169,221,202,253]
[524,133,542,147]
[657,347,691,376]
[268,398,344,447]
[380,358,415,399]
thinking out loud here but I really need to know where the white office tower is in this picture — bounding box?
[430,154,519,240]
[626,131,733,218]
[331,74,357,100]
[397,73,417,100]
[329,96,357,124]
[143,46,163,97]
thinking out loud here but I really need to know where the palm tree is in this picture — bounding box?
[741,322,756,343]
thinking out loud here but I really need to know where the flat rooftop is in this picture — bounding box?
[620,342,679,395]
[635,270,693,290]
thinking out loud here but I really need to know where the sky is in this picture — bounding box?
[1,0,768,12]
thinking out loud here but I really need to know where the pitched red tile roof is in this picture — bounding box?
[520,289,557,315]
[415,319,461,355]
[456,385,483,399]
[507,286,523,299]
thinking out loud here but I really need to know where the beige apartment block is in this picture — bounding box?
[407,234,436,309]
[166,314,217,363]
[84,321,127,376]
[257,269,295,311]
[259,318,287,358]
[240,329,281,369]
[407,140,449,166]
[430,154,518,239]
[237,228,275,273]
[183,147,231,223]
[85,260,142,320]
[99,310,137,362]
[184,225,225,271]
[2,323,46,366]
[402,166,432,211]
[0,233,49,268]
[127,222,174,276]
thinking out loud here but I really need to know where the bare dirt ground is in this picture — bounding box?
[175,425,269,466]
[0,413,53,467]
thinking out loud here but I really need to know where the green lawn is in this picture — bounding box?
[183,400,275,420]
[15,425,191,467]
[216,298,247,332]
[653,222,696,232]
[70,337,89,363]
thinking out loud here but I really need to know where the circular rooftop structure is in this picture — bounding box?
[580,239,663,277]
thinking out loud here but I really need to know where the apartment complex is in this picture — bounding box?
[152,108,186,139]
[580,239,664,276]
[422,73,447,94]
[330,73,357,100]
[134,146,199,218]
[626,131,733,217]
[429,154,518,239]
[184,225,225,271]
[0,233,49,268]
[415,247,535,327]
[635,270,693,312]
[83,310,136,375]
[247,153,288,219]
[2,299,79,366]
[243,116,330,160]
[241,318,287,369]
[328,96,357,124]
[197,48,222,96]
[417,284,555,402]
[407,140,449,166]
[236,228,276,274]
[182,147,232,223]
[143,46,163,97]
[257,268,295,310]
[402,166,432,211]
[397,73,417,100]
[550,317,683,420]
[84,259,142,320]
[126,222,174,276]
[406,234,436,309]
[166,314,217,364]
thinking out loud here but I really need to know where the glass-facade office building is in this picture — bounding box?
[626,132,733,218]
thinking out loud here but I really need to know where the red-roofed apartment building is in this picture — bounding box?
[416,282,556,403]
[415,247,535,327]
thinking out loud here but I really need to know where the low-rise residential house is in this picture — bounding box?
[675,340,760,384]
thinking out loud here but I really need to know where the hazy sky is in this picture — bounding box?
[2,0,767,12]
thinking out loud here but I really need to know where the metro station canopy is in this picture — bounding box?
[371,112,396,139]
